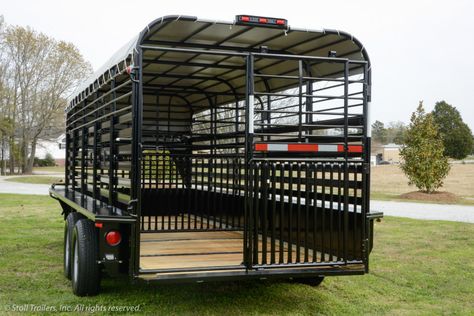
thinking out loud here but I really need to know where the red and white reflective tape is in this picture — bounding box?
[254,143,363,153]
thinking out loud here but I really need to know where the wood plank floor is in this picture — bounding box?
[140,230,244,270]
[139,215,339,271]
[140,231,317,271]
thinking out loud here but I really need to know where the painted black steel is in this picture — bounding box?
[52,17,379,284]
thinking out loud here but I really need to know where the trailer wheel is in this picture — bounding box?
[71,219,100,296]
[293,276,325,286]
[64,212,83,280]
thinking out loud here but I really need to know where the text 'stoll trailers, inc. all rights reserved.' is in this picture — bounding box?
[50,15,383,296]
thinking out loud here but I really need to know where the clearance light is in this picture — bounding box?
[236,15,288,28]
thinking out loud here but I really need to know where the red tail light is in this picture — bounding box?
[105,230,122,246]
[241,16,250,22]
[276,19,285,25]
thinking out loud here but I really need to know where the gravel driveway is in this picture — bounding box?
[0,176,50,195]
[371,200,474,224]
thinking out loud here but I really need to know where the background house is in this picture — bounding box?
[35,135,66,166]
[373,143,402,164]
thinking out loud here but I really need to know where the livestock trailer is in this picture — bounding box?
[50,15,383,296]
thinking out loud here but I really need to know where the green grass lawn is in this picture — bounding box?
[0,194,473,315]
[4,176,64,185]
[33,166,65,173]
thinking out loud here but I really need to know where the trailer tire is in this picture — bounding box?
[64,212,83,280]
[293,276,325,286]
[71,219,101,296]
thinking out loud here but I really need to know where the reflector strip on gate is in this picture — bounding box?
[254,143,363,153]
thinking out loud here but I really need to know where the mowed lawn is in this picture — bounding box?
[0,194,473,315]
[371,164,474,203]
[5,176,64,185]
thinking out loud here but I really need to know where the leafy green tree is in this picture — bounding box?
[400,102,450,193]
[432,101,474,160]
[385,121,407,144]
[371,120,387,143]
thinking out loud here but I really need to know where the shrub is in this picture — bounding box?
[400,102,450,193]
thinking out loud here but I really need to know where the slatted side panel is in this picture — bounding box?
[66,73,133,210]
[140,152,246,232]
[248,160,365,266]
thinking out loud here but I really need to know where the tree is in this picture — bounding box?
[432,101,474,160]
[0,23,91,174]
[385,121,407,144]
[400,102,450,193]
[371,120,386,143]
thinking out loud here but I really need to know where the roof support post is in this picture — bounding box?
[109,69,117,210]
[244,53,255,269]
[362,62,370,272]
[343,60,349,264]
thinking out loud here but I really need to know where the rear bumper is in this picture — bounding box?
[137,264,366,284]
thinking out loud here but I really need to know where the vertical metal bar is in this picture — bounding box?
[219,157,224,229]
[343,61,350,263]
[80,122,87,205]
[298,60,303,141]
[65,114,71,190]
[161,151,166,230]
[337,163,342,260]
[146,155,150,231]
[321,163,326,262]
[270,163,277,264]
[304,163,310,263]
[174,155,178,231]
[312,163,318,262]
[352,164,358,259]
[296,163,302,263]
[206,156,211,230]
[225,159,230,228]
[231,159,236,228]
[188,157,193,230]
[244,53,254,269]
[329,163,334,261]
[78,100,87,205]
[279,163,285,263]
[200,158,205,230]
[287,163,293,263]
[194,158,200,230]
[131,51,143,277]
[252,162,260,265]
[261,161,269,265]
[71,128,77,193]
[305,62,314,137]
[362,63,371,272]
[109,75,116,209]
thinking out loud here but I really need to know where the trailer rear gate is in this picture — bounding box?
[52,15,379,283]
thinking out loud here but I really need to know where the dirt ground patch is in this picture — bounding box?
[399,191,460,203]
[371,164,474,199]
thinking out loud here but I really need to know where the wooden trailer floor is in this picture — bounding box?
[140,231,245,270]
[140,216,319,272]
[140,230,319,271]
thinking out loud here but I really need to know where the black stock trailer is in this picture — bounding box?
[50,15,383,296]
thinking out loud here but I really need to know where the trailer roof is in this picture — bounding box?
[68,15,370,111]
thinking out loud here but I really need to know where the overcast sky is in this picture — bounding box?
[2,0,473,129]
